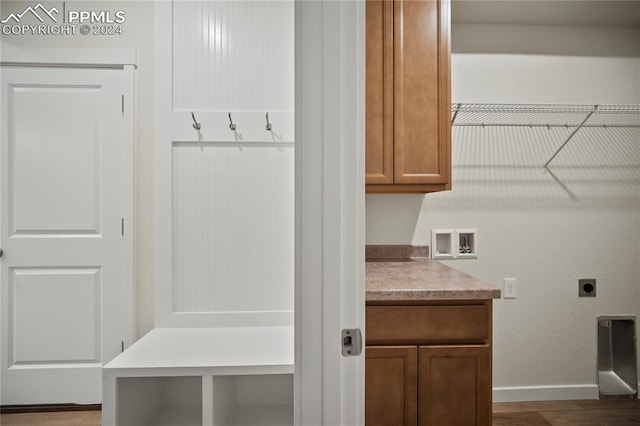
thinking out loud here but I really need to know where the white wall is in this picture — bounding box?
[367,23,640,399]
[1,1,156,336]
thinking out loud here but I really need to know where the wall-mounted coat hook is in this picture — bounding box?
[191,112,201,131]
[228,113,237,131]
[265,112,272,131]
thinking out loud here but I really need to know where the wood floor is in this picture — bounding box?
[493,399,640,426]
[0,409,101,426]
[2,400,640,425]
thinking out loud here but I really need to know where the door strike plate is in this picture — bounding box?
[341,328,363,357]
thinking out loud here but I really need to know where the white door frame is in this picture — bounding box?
[295,1,366,424]
[0,46,137,357]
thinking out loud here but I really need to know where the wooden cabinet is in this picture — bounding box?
[419,346,491,426]
[365,301,492,426]
[366,347,417,426]
[365,0,451,193]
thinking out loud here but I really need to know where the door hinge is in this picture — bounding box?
[121,95,125,116]
[341,328,363,357]
[121,218,124,236]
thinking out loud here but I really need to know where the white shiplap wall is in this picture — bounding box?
[172,144,294,313]
[172,1,294,112]
[156,0,294,327]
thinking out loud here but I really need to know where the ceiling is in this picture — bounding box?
[452,1,640,27]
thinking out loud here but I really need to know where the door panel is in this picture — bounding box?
[1,66,128,404]
[365,0,393,184]
[394,0,450,184]
[10,268,101,364]
[365,346,417,426]
[418,345,491,426]
[9,85,101,235]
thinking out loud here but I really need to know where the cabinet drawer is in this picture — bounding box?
[366,305,489,344]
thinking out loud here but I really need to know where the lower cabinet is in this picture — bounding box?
[418,346,491,426]
[366,346,417,425]
[365,302,493,426]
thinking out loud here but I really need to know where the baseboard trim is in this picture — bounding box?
[0,404,101,414]
[493,385,599,403]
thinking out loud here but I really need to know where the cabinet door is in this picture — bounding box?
[365,0,394,184]
[418,345,491,426]
[366,346,417,426]
[394,0,451,185]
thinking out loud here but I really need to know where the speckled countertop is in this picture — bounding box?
[366,259,501,302]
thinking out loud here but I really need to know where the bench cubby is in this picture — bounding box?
[103,327,293,426]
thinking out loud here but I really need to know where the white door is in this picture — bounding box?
[1,65,131,405]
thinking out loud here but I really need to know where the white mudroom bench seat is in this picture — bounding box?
[102,326,294,426]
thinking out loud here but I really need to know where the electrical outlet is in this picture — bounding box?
[579,278,596,297]
[504,278,517,299]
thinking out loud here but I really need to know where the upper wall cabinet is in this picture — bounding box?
[366,0,451,194]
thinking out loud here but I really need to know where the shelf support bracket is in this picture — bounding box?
[543,167,577,200]
[543,104,598,169]
[451,103,461,125]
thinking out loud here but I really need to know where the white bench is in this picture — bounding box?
[102,326,294,426]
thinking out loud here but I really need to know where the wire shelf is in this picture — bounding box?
[451,103,640,128]
[452,103,640,115]
[449,103,640,199]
